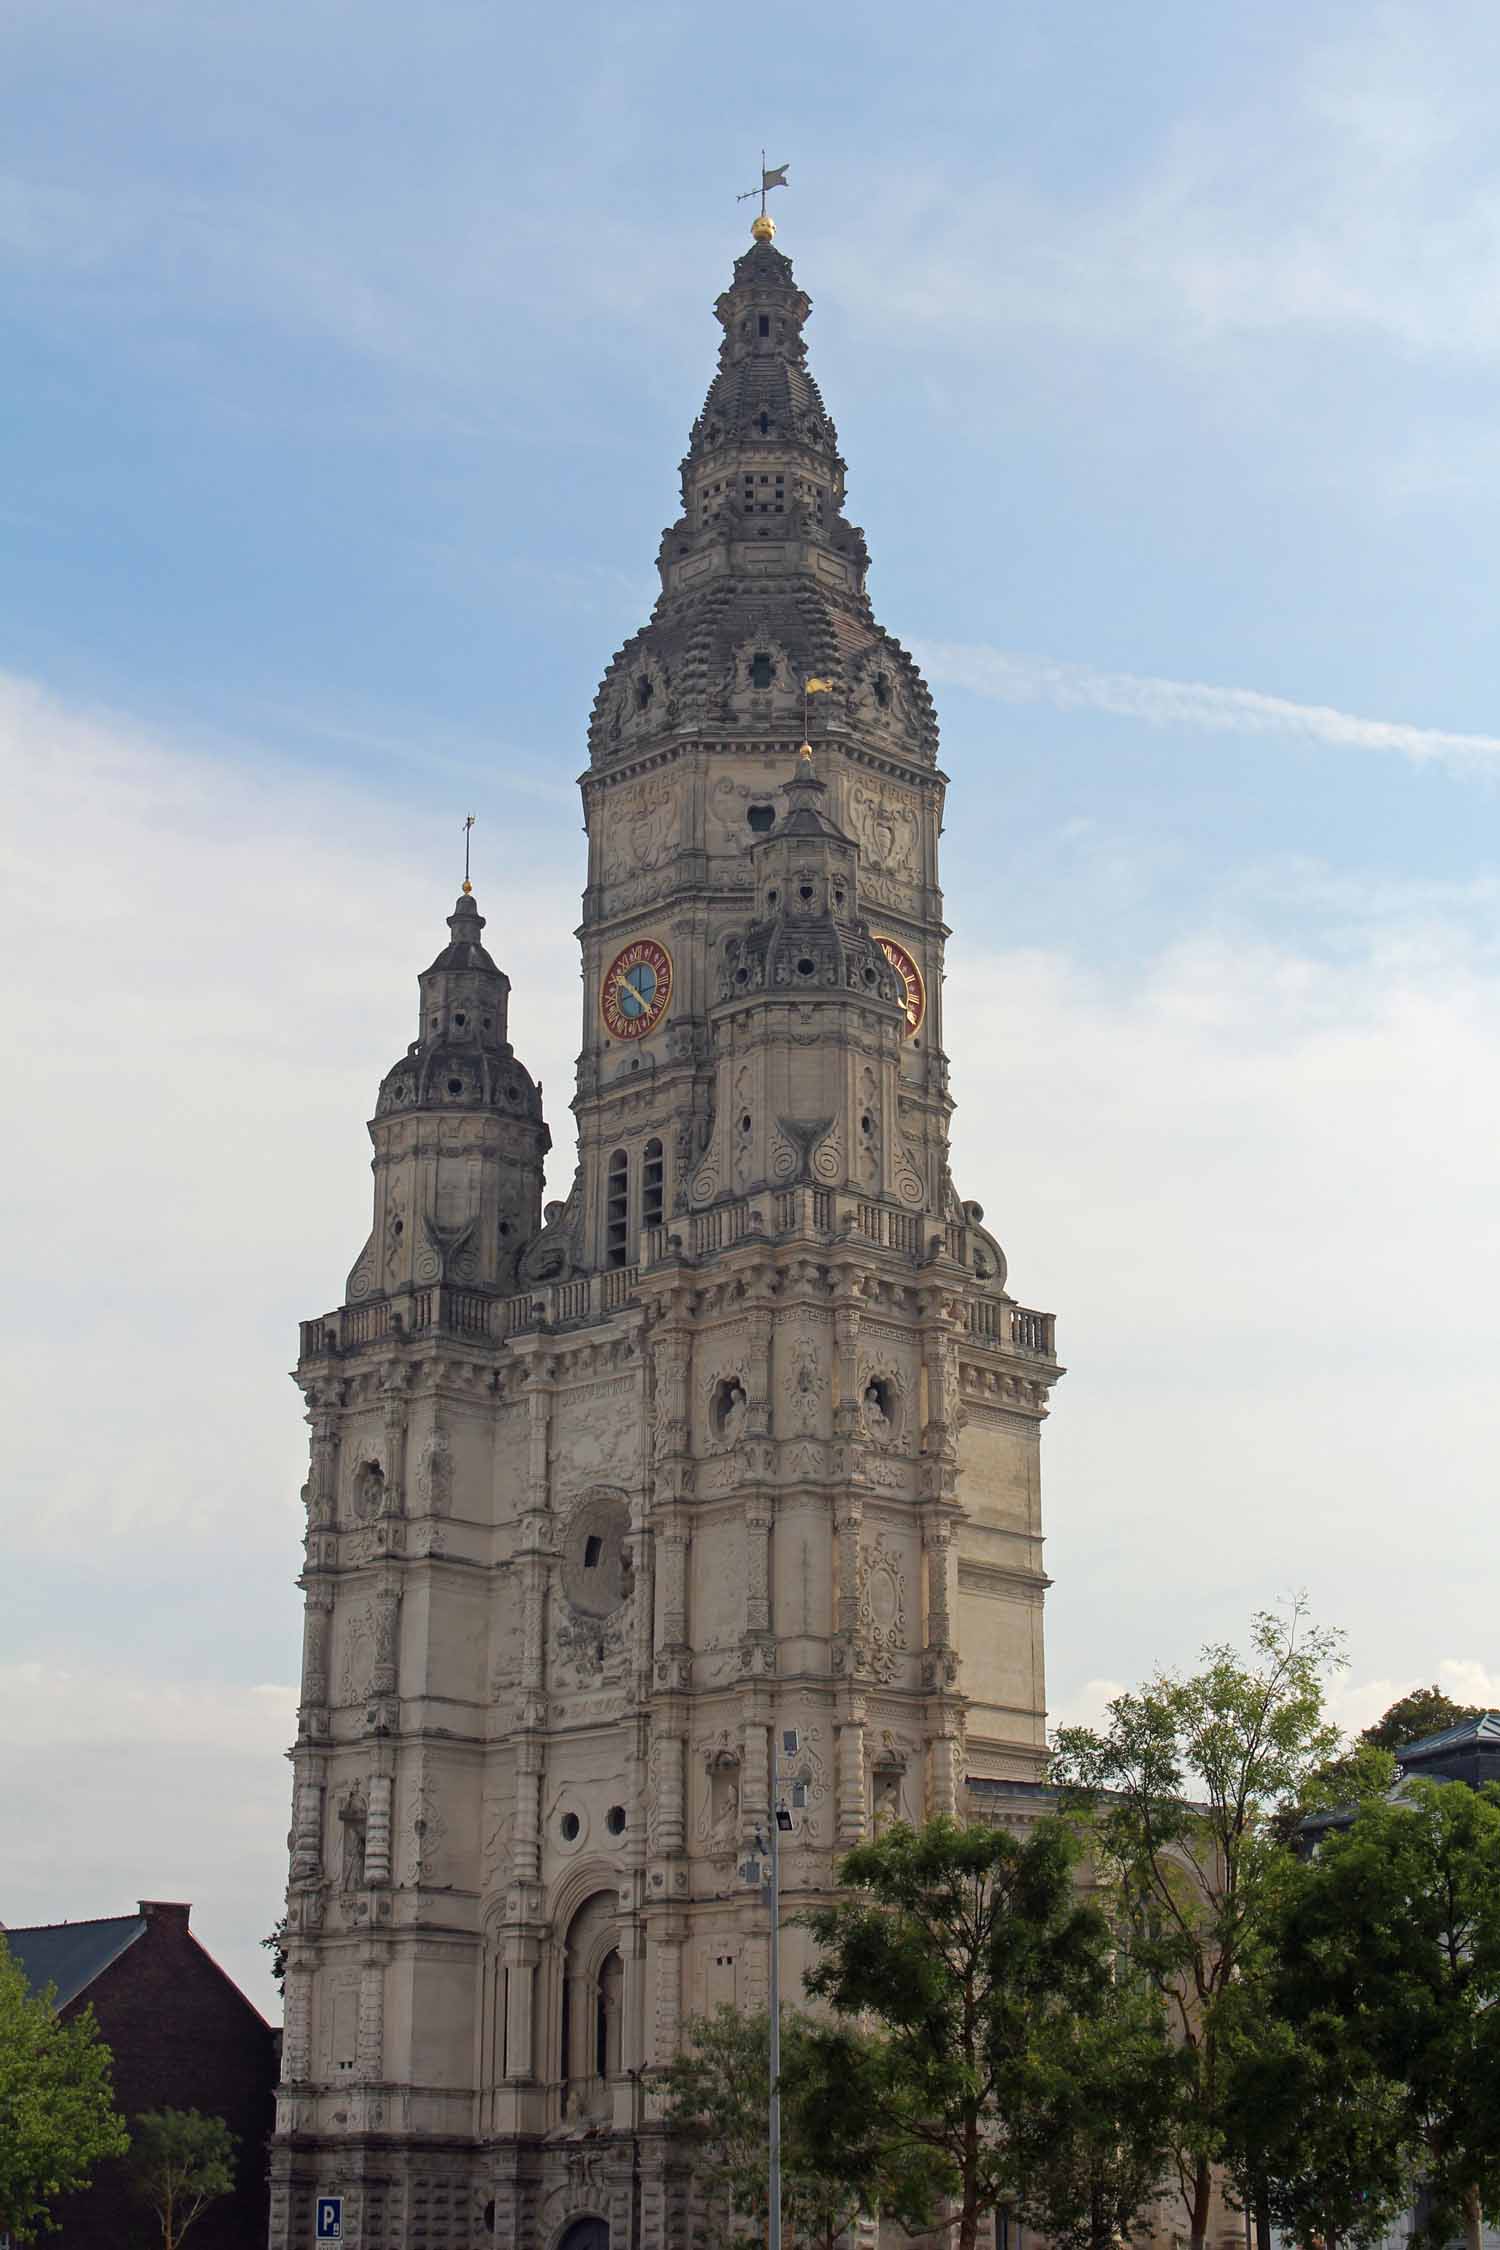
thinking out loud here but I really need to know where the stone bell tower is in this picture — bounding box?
[270,216,1062,2250]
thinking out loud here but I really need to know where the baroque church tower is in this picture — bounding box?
[271,218,1062,2250]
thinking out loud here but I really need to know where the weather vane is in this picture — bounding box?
[462,812,475,895]
[738,151,789,237]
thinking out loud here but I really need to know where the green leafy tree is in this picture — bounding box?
[260,1916,288,1996]
[1216,1945,1418,2250]
[1275,1780,1500,2250]
[0,1937,129,2242]
[1051,1601,1344,2250]
[129,2108,238,2250]
[1269,1682,1486,1847]
[1006,1963,1179,2250]
[655,2006,872,2250]
[1360,1685,1485,1754]
[795,1816,1116,2250]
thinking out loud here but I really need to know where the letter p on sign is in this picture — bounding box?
[316,2198,343,2241]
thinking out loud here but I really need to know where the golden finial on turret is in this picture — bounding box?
[798,741,814,762]
[738,153,788,243]
[462,813,476,895]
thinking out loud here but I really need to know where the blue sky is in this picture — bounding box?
[4,0,1500,2006]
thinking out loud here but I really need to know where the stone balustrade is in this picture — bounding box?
[298,1187,1056,1366]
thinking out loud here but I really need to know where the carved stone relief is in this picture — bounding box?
[857,1530,908,1684]
[338,1605,374,1704]
[601,776,682,909]
[781,1336,828,1436]
[413,1425,452,1515]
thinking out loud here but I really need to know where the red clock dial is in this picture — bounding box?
[601,938,674,1040]
[874,935,926,1038]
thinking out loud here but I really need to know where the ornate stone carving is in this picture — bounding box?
[848,779,920,883]
[413,1424,452,1515]
[782,1336,827,1435]
[857,1529,908,1683]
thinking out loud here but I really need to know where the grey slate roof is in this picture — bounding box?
[1399,1712,1500,1763]
[3,1913,146,2007]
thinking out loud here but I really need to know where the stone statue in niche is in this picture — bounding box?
[338,1788,368,1891]
[709,1376,748,1448]
[861,1379,894,1442]
[872,1767,904,1834]
[352,1457,385,1523]
[707,1761,741,1856]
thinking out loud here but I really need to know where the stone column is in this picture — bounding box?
[298,1585,333,1721]
[656,1528,689,1651]
[836,1694,868,1848]
[743,1498,772,1637]
[379,1366,410,1515]
[357,1954,386,2081]
[304,1392,341,1529]
[365,1774,394,1886]
[650,1732,686,1857]
[922,1509,955,1655]
[371,1579,402,1699]
[833,1496,863,1643]
[513,1738,544,1884]
[290,1765,323,1883]
[740,1717,769,1836]
[504,1934,540,2079]
[649,1916,686,2067]
[282,1963,313,2082]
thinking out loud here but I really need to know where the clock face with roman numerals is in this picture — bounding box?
[601,937,674,1040]
[874,935,925,1038]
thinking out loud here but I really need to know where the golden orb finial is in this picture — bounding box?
[798,741,814,762]
[750,212,776,243]
[461,879,473,895]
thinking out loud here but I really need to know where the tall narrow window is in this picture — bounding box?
[606,1150,629,1268]
[750,652,773,690]
[597,1949,623,2079]
[642,1138,665,1231]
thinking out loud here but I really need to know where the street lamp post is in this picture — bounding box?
[767,1727,800,2250]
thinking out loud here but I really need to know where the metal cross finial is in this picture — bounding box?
[737,151,789,219]
[462,813,476,895]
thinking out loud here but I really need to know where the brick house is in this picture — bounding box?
[4,1898,277,2249]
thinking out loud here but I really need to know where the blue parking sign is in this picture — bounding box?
[316,2197,343,2241]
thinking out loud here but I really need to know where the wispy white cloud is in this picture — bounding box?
[918,641,1500,771]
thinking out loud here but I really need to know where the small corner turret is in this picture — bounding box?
[342,889,550,1308]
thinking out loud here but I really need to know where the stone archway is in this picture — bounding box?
[558,2220,609,2250]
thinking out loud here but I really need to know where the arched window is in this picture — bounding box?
[605,1150,628,1269]
[561,1894,621,2118]
[597,1947,622,2079]
[642,1139,664,1232]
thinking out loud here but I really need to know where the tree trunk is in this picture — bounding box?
[1254,2180,1271,2250]
[1464,2183,1484,2250]
[1188,2156,1214,2250]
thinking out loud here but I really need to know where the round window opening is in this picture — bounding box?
[606,1805,627,1836]
[796,956,816,978]
[560,1811,580,1842]
[447,1077,464,1095]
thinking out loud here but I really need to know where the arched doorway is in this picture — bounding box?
[558,2219,608,2250]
